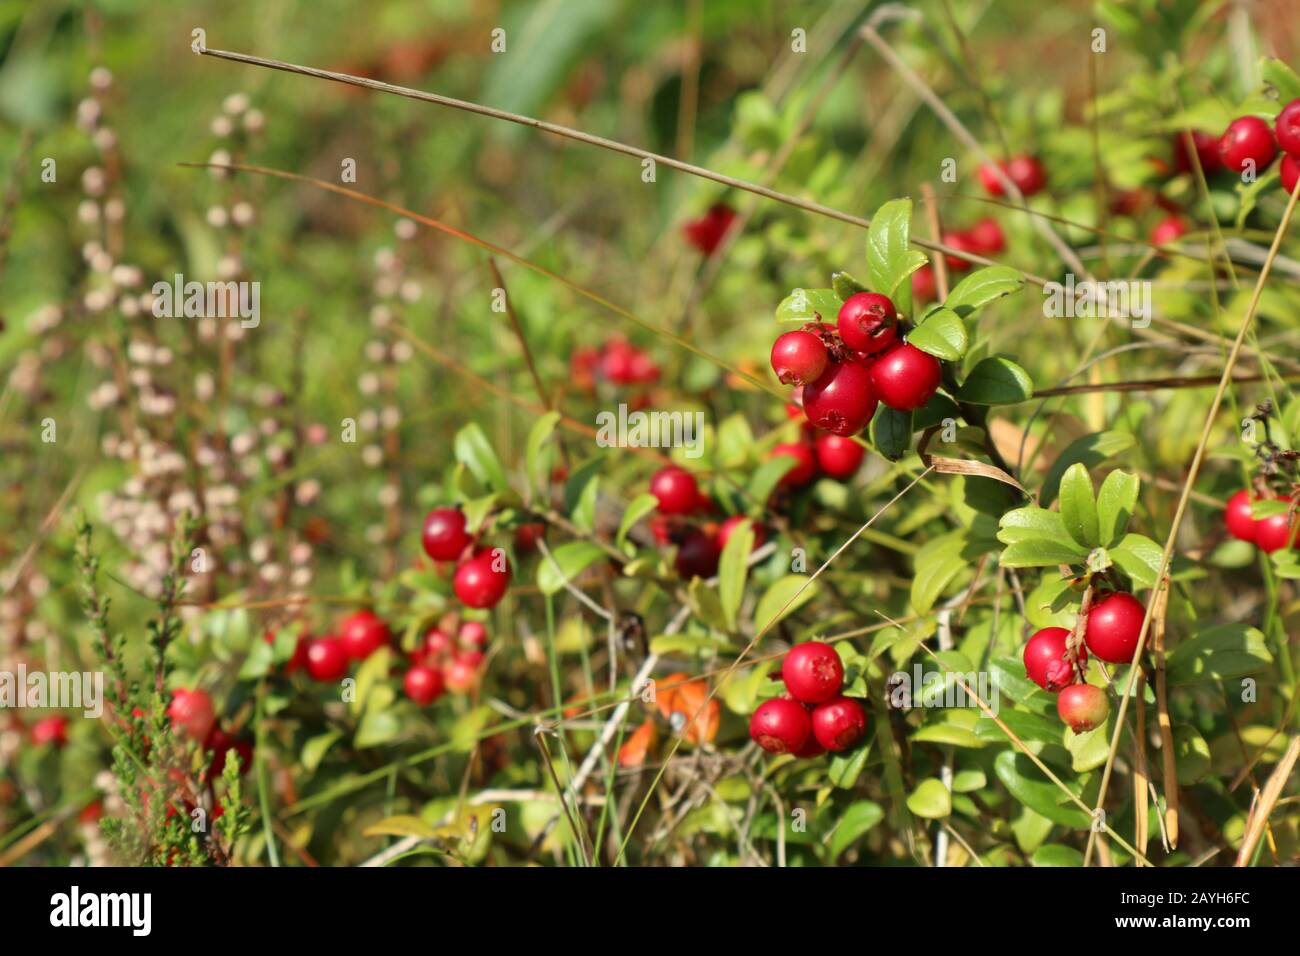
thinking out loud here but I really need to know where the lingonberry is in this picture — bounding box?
[1150,216,1187,246]
[1276,99,1300,156]
[453,548,513,608]
[514,522,546,552]
[458,620,488,649]
[941,231,976,272]
[167,688,215,743]
[1282,154,1300,195]
[682,203,737,255]
[1172,129,1224,175]
[422,507,472,561]
[813,433,865,479]
[305,637,349,681]
[802,360,879,435]
[1022,627,1086,692]
[207,728,253,775]
[810,696,868,751]
[967,217,1006,254]
[1057,683,1109,733]
[338,609,391,660]
[650,466,699,515]
[31,715,69,748]
[404,665,445,705]
[718,514,766,551]
[979,156,1046,197]
[771,441,818,488]
[836,292,898,354]
[792,733,826,758]
[424,628,453,659]
[782,641,844,704]
[443,651,482,694]
[1084,591,1146,663]
[1224,489,1257,543]
[1254,505,1298,553]
[675,527,720,579]
[770,330,829,385]
[749,697,813,754]
[870,343,942,411]
[912,263,937,303]
[1219,116,1277,175]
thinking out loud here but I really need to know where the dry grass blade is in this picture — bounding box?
[1234,735,1300,866]
[1151,578,1179,848]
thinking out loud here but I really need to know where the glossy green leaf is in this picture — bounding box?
[866,198,922,297]
[616,493,659,550]
[994,751,1092,828]
[718,522,754,629]
[1057,463,1099,548]
[828,741,871,789]
[775,287,842,323]
[908,306,968,361]
[755,575,817,633]
[1166,623,1272,685]
[955,356,1034,405]
[872,406,912,461]
[906,778,952,819]
[944,266,1025,318]
[454,423,509,493]
[524,411,562,497]
[831,271,867,300]
[1040,431,1136,506]
[1095,469,1139,546]
[827,800,884,859]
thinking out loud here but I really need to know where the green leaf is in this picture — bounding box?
[906,778,952,819]
[718,522,754,629]
[944,266,1025,318]
[355,710,403,749]
[1262,57,1300,103]
[687,577,729,630]
[363,815,438,840]
[716,413,756,469]
[1095,470,1140,546]
[827,800,884,859]
[871,406,912,461]
[1057,463,1099,548]
[1166,624,1272,685]
[955,356,1034,405]
[910,531,970,613]
[1040,431,1135,506]
[616,493,659,550]
[993,751,1092,828]
[908,306,968,361]
[998,506,1080,548]
[775,287,842,323]
[831,271,867,300]
[524,411,561,497]
[1172,725,1212,785]
[1001,538,1094,568]
[1032,844,1084,867]
[754,575,817,633]
[1108,533,1164,589]
[454,423,509,493]
[747,455,798,506]
[952,769,986,792]
[913,721,986,748]
[866,198,924,297]
[301,730,342,773]
[536,541,606,595]
[238,639,274,680]
[1066,720,1111,773]
[570,474,599,532]
[827,742,871,789]
[649,632,738,657]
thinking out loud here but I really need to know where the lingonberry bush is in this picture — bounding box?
[2,1,1300,872]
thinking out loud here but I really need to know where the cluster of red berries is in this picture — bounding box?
[422,507,513,609]
[166,688,253,775]
[977,155,1048,199]
[647,465,762,579]
[682,202,737,256]
[912,217,1007,303]
[273,608,395,683]
[571,335,661,391]
[773,404,869,487]
[404,617,490,705]
[749,642,867,756]
[770,291,942,436]
[1224,488,1298,553]
[1021,591,1145,732]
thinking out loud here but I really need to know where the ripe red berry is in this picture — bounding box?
[836,292,898,354]
[167,688,215,743]
[813,433,865,480]
[770,330,829,386]
[453,548,513,609]
[674,527,720,579]
[443,652,482,695]
[781,641,844,704]
[1276,99,1300,157]
[682,203,737,255]
[1057,683,1109,733]
[1022,627,1087,692]
[1219,116,1277,175]
[458,620,488,649]
[1224,489,1257,543]
[31,715,69,748]
[422,507,472,562]
[717,514,765,551]
[338,609,390,660]
[305,637,349,681]
[802,360,879,436]
[967,217,1006,254]
[1084,591,1146,664]
[404,665,445,706]
[1150,216,1187,246]
[980,156,1046,196]
[650,466,699,515]
[1255,505,1298,553]
[1282,154,1300,195]
[1172,129,1224,175]
[912,264,937,303]
[792,734,826,758]
[870,342,942,411]
[207,728,253,776]
[749,697,813,754]
[941,231,977,272]
[810,696,867,751]
[771,441,818,488]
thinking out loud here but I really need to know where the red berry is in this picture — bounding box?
[836,292,898,354]
[443,653,482,695]
[802,360,879,436]
[674,527,720,579]
[792,734,826,758]
[404,665,445,706]
[1006,155,1047,195]
[810,696,867,751]
[1224,489,1257,543]
[770,441,818,488]
[1022,627,1086,692]
[458,620,488,649]
[601,341,637,383]
[967,218,1006,254]
[514,522,546,552]
[781,641,844,704]
[717,515,765,551]
[870,342,942,411]
[305,637,349,681]
[453,548,512,609]
[424,628,453,659]
[1255,504,1298,553]
[31,715,69,748]
[167,688,215,743]
[650,466,699,515]
[338,609,390,660]
[941,231,977,272]
[628,350,660,384]
[682,203,737,255]
[1282,154,1300,195]
[1219,116,1277,175]
[422,507,472,562]
[1150,216,1187,246]
[1172,130,1224,175]
[208,728,253,776]
[912,264,937,303]
[749,698,813,754]
[770,330,829,386]
[813,433,865,480]
[1057,683,1109,733]
[1084,592,1146,664]
[1277,99,1300,157]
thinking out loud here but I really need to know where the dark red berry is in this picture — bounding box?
[869,343,942,411]
[813,433,865,480]
[967,218,1006,254]
[167,688,215,743]
[1084,592,1145,664]
[749,697,813,754]
[422,507,472,562]
[1150,216,1187,246]
[404,665,445,706]
[941,231,977,272]
[810,696,867,751]
[770,442,818,488]
[682,204,737,255]
[674,527,720,579]
[1057,683,1109,733]
[1282,154,1300,195]
[1224,489,1257,543]
[31,715,69,748]
[980,156,1046,196]
[650,466,699,515]
[770,330,829,386]
[781,641,844,704]
[1219,116,1277,175]
[338,609,391,660]
[424,628,453,659]
[1172,129,1224,175]
[1277,99,1300,157]
[453,548,512,609]
[305,637,349,681]
[717,515,765,551]
[802,360,878,436]
[1022,627,1086,692]
[836,292,898,354]
[208,728,253,776]
[792,734,826,758]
